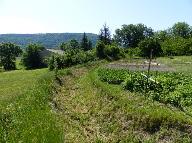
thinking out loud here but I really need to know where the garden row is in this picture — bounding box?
[98,68,192,109]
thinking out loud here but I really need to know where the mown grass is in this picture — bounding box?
[157,56,192,73]
[0,69,46,103]
[0,69,63,142]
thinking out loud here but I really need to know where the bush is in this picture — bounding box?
[96,41,106,59]
[48,49,96,70]
[104,45,125,60]
[96,40,124,60]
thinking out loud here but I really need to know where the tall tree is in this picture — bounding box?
[0,43,22,70]
[99,24,111,45]
[88,40,92,50]
[171,22,191,38]
[80,33,92,51]
[22,44,45,69]
[114,24,154,48]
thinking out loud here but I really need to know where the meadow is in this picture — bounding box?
[0,56,192,142]
[0,68,63,142]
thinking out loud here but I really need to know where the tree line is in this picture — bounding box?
[0,33,98,48]
[0,22,192,71]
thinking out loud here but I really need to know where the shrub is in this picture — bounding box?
[48,49,96,70]
[104,45,124,60]
[96,41,124,60]
[96,40,105,59]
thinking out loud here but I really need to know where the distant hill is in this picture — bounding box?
[0,33,98,48]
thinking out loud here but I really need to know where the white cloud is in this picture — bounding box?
[0,16,52,34]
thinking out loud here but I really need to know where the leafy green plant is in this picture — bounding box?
[98,68,129,84]
[98,68,192,109]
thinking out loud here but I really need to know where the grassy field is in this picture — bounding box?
[0,56,192,142]
[0,69,63,142]
[157,56,192,73]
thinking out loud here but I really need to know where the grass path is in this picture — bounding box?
[55,65,192,143]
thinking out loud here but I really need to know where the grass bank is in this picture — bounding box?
[0,69,63,142]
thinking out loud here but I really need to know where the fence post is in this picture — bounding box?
[147,49,153,83]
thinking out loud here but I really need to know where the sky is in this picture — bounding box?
[0,0,192,34]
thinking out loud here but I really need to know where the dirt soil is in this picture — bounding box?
[106,61,174,72]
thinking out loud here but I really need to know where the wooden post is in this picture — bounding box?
[147,49,153,82]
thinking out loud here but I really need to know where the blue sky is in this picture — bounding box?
[0,0,192,34]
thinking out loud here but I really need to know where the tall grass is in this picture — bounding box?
[0,69,63,142]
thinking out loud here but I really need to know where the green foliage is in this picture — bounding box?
[22,44,46,69]
[114,24,154,48]
[69,39,79,49]
[48,50,96,70]
[0,43,22,70]
[138,37,163,58]
[161,37,192,56]
[98,68,128,84]
[99,24,112,45]
[0,69,63,142]
[154,30,169,42]
[96,41,124,60]
[104,44,125,60]
[80,32,92,51]
[98,68,192,109]
[60,39,80,51]
[96,40,105,59]
[125,47,141,58]
[171,22,192,38]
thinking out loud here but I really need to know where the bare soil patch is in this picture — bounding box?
[106,61,174,72]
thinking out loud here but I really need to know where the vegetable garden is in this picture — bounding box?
[98,67,192,110]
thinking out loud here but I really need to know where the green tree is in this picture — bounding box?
[0,43,22,70]
[22,44,45,69]
[161,37,192,56]
[69,39,79,49]
[138,37,163,58]
[88,40,92,50]
[60,42,67,51]
[154,30,169,42]
[171,22,191,38]
[80,33,92,51]
[99,24,111,45]
[60,39,79,52]
[114,24,154,48]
